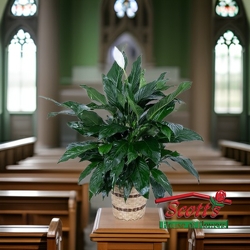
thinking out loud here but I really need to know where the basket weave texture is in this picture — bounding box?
[111,186,147,220]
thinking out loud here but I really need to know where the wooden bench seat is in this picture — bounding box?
[0,190,77,250]
[0,217,62,250]
[0,137,36,171]
[219,140,250,165]
[188,225,250,250]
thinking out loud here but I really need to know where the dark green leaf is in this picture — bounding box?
[89,163,106,199]
[110,160,125,186]
[99,123,127,140]
[147,82,192,121]
[128,55,142,93]
[98,143,112,155]
[131,158,150,198]
[67,121,100,137]
[78,162,99,185]
[174,127,203,142]
[134,137,161,165]
[81,85,107,105]
[104,140,128,172]
[150,176,166,198]
[169,155,200,181]
[127,144,138,164]
[135,81,157,103]
[78,110,104,126]
[150,168,172,196]
[107,59,124,91]
[103,75,123,109]
[59,142,98,162]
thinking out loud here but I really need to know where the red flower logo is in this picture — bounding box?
[214,190,226,203]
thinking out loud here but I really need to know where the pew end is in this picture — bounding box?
[188,223,250,250]
[0,217,62,250]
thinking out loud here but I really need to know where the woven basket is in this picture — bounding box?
[111,186,147,220]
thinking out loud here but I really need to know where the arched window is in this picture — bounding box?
[4,0,38,113]
[213,0,247,115]
[7,28,37,112]
[214,30,243,114]
[212,0,248,143]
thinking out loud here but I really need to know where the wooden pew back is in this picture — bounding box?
[188,225,250,250]
[0,137,36,171]
[219,140,250,165]
[0,190,77,250]
[0,217,62,250]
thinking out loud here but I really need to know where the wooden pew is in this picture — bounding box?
[161,191,250,250]
[0,137,36,171]
[0,190,77,250]
[0,217,62,250]
[187,225,250,250]
[219,140,250,165]
[0,172,89,228]
[5,162,250,175]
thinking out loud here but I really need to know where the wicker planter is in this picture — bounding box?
[111,186,147,220]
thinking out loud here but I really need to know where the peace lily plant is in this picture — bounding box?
[44,47,203,202]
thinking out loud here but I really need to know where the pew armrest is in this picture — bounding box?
[47,218,63,250]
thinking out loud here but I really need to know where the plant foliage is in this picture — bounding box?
[43,48,203,201]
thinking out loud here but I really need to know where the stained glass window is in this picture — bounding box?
[7,29,37,112]
[11,0,38,17]
[214,30,243,114]
[114,0,138,18]
[215,0,239,17]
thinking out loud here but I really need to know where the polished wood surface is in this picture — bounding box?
[0,217,62,250]
[188,225,250,250]
[0,190,77,250]
[90,208,169,250]
[0,137,36,171]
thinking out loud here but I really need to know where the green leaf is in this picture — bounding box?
[149,101,175,121]
[78,111,104,126]
[103,75,123,109]
[127,144,138,164]
[81,85,107,105]
[169,155,200,181]
[98,143,112,155]
[150,168,172,196]
[99,123,127,140]
[135,81,157,103]
[107,58,124,91]
[159,124,172,141]
[128,55,142,93]
[48,110,75,118]
[127,95,144,120]
[59,142,98,162]
[166,122,183,135]
[150,176,166,198]
[134,137,161,165]
[147,82,192,121]
[131,158,150,198]
[67,121,100,137]
[78,162,99,185]
[174,127,203,142]
[110,160,125,186]
[104,140,128,172]
[86,102,117,114]
[89,163,106,199]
